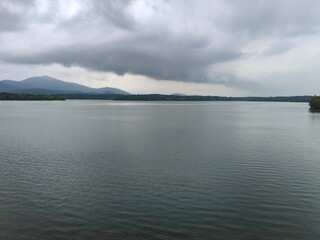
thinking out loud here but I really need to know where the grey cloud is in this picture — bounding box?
[0,0,244,84]
[0,0,35,32]
[227,0,320,37]
[0,0,320,90]
[261,41,294,56]
[92,0,135,29]
[3,39,242,82]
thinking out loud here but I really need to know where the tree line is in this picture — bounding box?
[61,94,313,102]
[1,92,317,105]
[0,93,66,101]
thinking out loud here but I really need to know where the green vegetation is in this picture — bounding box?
[309,96,320,110]
[111,94,312,102]
[0,93,66,101]
[61,94,313,102]
[1,92,312,103]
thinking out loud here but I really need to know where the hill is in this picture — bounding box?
[0,76,130,95]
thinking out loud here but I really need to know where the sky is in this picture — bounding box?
[0,0,320,96]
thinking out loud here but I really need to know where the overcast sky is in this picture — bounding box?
[1,0,320,96]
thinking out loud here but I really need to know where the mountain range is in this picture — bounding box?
[0,76,129,95]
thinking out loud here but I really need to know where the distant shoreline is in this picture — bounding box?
[61,93,312,102]
[0,92,314,102]
[0,93,66,101]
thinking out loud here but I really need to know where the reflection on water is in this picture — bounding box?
[309,109,320,124]
[0,101,319,240]
[309,109,320,113]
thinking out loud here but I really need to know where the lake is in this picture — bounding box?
[0,100,319,240]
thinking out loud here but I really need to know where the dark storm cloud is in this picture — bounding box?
[1,0,320,87]
[4,39,242,82]
[92,0,136,29]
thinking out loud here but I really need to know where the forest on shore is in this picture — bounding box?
[1,92,316,103]
[309,96,320,110]
[63,94,312,102]
[0,93,66,101]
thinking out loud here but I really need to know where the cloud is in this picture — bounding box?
[0,0,244,83]
[3,39,242,82]
[0,0,320,94]
[0,0,36,32]
[261,41,294,57]
[226,0,320,37]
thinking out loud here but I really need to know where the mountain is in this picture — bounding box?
[0,82,18,93]
[0,76,130,95]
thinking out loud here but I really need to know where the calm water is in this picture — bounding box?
[0,100,319,240]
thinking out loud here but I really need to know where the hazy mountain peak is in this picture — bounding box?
[0,76,130,95]
[23,76,63,83]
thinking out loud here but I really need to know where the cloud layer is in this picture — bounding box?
[1,0,320,95]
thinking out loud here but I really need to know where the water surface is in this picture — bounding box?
[0,101,319,239]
